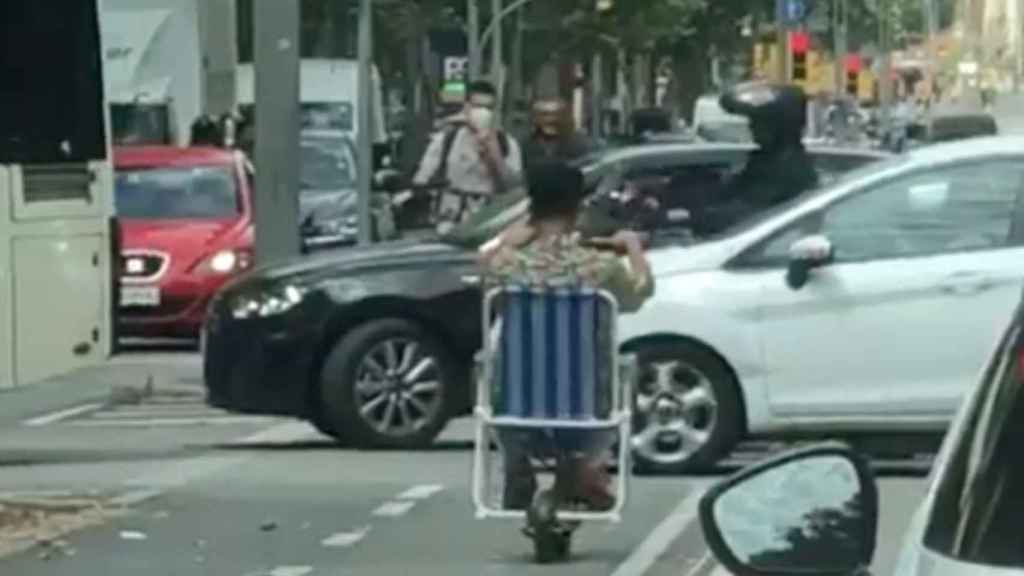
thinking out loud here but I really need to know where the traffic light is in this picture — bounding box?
[844,54,862,97]
[793,51,807,82]
[789,31,809,84]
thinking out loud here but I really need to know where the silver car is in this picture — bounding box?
[698,288,1024,574]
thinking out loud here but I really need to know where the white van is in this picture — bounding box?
[236,59,387,145]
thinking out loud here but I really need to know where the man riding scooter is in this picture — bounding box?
[699,82,818,235]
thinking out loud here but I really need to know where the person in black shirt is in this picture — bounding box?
[705,82,819,234]
[521,98,597,170]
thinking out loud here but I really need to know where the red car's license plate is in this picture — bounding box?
[120,286,161,307]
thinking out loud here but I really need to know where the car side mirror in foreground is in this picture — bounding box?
[787,234,834,290]
[699,442,879,576]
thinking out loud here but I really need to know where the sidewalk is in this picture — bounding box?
[0,353,203,466]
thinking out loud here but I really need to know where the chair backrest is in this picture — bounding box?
[484,285,617,420]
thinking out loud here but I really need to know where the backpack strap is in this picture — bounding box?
[430,124,463,185]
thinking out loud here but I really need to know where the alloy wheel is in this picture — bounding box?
[353,337,444,438]
[631,360,719,466]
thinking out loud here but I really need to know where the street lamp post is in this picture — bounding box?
[491,0,503,85]
[468,0,481,79]
[253,0,301,263]
[356,0,374,246]
[834,0,848,95]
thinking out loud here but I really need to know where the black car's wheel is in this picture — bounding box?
[319,318,454,449]
[629,340,742,474]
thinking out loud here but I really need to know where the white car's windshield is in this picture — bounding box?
[710,152,911,240]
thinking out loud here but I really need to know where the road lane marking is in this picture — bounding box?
[396,484,444,500]
[268,567,313,576]
[234,421,321,445]
[372,500,416,517]
[109,488,163,507]
[609,485,708,576]
[322,526,371,548]
[710,565,731,576]
[124,454,249,488]
[67,416,278,427]
[684,552,714,576]
[22,403,104,426]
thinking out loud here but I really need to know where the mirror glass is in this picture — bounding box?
[712,455,867,573]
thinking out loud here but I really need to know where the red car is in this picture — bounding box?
[114,146,254,339]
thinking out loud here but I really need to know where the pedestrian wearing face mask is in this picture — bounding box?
[413,81,523,230]
[522,98,597,171]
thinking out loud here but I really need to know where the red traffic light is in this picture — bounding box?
[789,31,809,54]
[845,54,862,73]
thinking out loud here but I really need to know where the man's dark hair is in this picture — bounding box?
[466,80,498,101]
[526,161,585,221]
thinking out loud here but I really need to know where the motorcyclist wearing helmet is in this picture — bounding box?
[707,82,818,233]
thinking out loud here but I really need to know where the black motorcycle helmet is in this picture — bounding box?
[720,82,807,148]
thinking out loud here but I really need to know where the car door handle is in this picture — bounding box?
[939,272,995,295]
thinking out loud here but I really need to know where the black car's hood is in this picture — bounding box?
[250,238,470,283]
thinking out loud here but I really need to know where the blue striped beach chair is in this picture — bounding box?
[472,285,636,523]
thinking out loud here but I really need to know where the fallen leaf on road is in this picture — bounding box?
[260,520,278,532]
[0,498,108,559]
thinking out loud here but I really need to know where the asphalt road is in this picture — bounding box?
[0,410,928,576]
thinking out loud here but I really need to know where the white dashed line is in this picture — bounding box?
[396,484,444,500]
[268,566,313,576]
[67,416,277,428]
[609,485,708,576]
[123,455,248,489]
[321,526,371,548]
[371,500,416,518]
[22,403,104,426]
[682,552,713,576]
[234,421,321,445]
[109,488,164,507]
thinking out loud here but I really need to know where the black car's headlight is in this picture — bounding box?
[230,284,309,319]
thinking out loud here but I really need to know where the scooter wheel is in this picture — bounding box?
[527,491,572,563]
[532,529,571,564]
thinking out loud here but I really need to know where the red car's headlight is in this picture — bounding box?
[197,248,253,276]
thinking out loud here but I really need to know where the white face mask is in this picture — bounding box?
[468,106,494,133]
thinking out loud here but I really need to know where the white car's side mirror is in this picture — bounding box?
[787,235,834,290]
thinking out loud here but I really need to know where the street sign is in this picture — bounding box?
[785,0,805,24]
[444,57,468,83]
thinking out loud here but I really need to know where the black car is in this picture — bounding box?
[203,142,887,461]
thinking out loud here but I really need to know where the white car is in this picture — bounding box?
[698,289,1024,574]
[619,136,1024,473]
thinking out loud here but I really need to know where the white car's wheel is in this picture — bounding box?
[629,340,743,474]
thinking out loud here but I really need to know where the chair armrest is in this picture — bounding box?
[618,353,639,383]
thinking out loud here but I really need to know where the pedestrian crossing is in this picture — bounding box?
[27,394,282,429]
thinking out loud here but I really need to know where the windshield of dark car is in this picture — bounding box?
[300,135,357,191]
[114,166,240,220]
